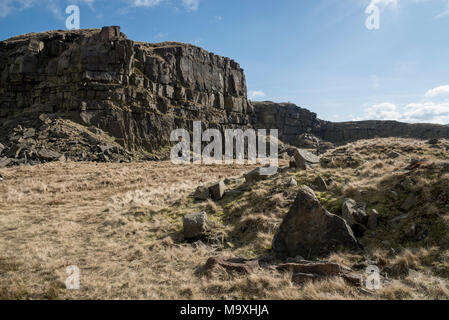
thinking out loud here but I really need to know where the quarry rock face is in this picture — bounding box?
[0,27,251,157]
[251,102,449,146]
[2,27,449,167]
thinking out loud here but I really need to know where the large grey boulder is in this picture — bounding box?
[293,148,320,170]
[209,180,226,200]
[273,186,359,259]
[183,212,210,239]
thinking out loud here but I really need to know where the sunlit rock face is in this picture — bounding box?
[0,26,252,153]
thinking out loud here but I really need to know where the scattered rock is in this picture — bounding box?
[36,149,62,161]
[342,198,368,228]
[272,186,359,259]
[287,177,298,187]
[289,157,297,168]
[293,148,320,170]
[183,212,210,239]
[88,126,104,135]
[401,194,418,211]
[404,159,427,171]
[405,223,417,238]
[209,180,226,200]
[313,175,328,191]
[388,150,401,159]
[193,186,210,201]
[277,261,362,287]
[244,167,272,184]
[0,157,13,168]
[276,262,343,276]
[205,257,259,274]
[400,177,415,192]
[291,272,320,284]
[391,214,409,223]
[367,209,379,230]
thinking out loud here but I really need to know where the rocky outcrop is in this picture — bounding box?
[251,101,449,146]
[0,27,251,160]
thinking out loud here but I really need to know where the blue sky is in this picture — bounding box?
[1,0,449,124]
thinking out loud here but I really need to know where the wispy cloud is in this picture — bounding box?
[425,85,449,98]
[249,90,266,100]
[131,0,161,8]
[181,0,199,11]
[0,0,96,19]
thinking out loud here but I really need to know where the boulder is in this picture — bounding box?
[388,151,401,159]
[0,174,3,181]
[342,198,368,228]
[287,177,298,187]
[401,194,418,211]
[313,175,328,191]
[193,186,210,201]
[272,186,359,259]
[293,148,320,170]
[209,180,226,200]
[205,257,259,274]
[36,149,63,161]
[183,212,210,239]
[367,209,379,230]
[289,157,297,168]
[276,262,343,276]
[0,157,12,168]
[244,166,279,184]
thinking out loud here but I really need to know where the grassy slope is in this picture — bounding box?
[1,138,449,299]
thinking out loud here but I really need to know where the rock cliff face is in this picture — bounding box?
[0,26,251,156]
[1,26,448,167]
[252,101,449,145]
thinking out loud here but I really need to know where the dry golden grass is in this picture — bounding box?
[1,137,449,300]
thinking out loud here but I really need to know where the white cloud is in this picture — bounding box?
[425,85,449,98]
[357,101,449,124]
[401,102,449,124]
[356,102,402,121]
[249,90,266,100]
[132,0,161,7]
[181,0,199,11]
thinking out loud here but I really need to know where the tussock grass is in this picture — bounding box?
[1,137,449,299]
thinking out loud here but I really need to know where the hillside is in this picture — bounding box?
[1,137,449,299]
